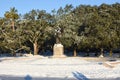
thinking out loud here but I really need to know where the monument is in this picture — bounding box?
[53,26,65,58]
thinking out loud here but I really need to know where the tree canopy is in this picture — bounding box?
[0,3,120,56]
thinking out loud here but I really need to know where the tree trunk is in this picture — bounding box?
[11,51,16,56]
[74,49,77,57]
[86,49,89,57]
[12,21,15,31]
[109,49,113,57]
[33,42,38,55]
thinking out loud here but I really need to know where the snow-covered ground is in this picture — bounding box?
[0,56,120,80]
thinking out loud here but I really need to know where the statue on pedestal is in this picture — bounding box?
[53,26,65,57]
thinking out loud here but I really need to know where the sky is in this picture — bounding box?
[0,0,120,17]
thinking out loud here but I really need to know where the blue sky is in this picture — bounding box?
[0,0,120,17]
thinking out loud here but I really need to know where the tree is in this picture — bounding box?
[4,7,19,31]
[79,3,120,57]
[52,4,83,56]
[1,25,29,55]
[22,9,52,55]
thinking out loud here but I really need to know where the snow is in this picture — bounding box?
[0,56,120,80]
[54,44,63,47]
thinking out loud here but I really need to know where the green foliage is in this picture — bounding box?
[1,25,30,55]
[21,9,52,55]
[4,7,19,21]
[0,3,120,56]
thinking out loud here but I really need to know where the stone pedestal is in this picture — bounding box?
[53,44,65,58]
[99,54,104,58]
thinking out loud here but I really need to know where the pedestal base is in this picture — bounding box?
[53,44,66,58]
[99,54,104,58]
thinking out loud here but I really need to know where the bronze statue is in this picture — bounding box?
[55,27,61,44]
